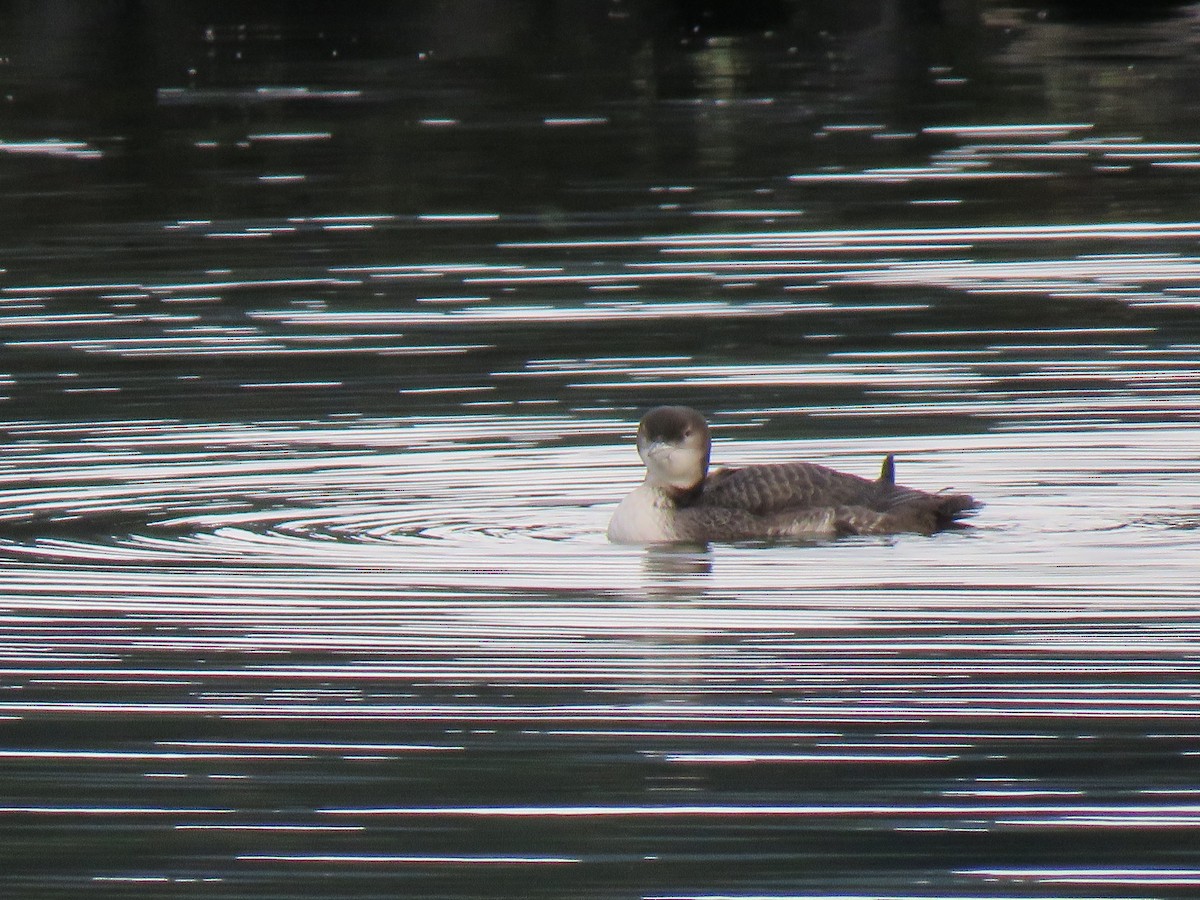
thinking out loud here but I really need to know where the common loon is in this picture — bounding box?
[607,406,979,544]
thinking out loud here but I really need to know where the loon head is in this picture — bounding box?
[636,405,711,495]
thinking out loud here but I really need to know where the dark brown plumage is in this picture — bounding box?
[685,457,979,539]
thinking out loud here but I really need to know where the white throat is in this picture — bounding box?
[640,440,706,492]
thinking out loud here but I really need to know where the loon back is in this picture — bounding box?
[685,456,978,538]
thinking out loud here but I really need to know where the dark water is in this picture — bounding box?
[4,2,1200,897]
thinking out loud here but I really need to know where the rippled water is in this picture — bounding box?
[4,2,1200,898]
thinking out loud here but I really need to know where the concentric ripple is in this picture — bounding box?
[1,416,1197,600]
[0,415,618,555]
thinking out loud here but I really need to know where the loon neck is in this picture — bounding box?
[647,476,704,507]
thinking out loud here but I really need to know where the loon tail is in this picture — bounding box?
[832,490,980,537]
[932,491,982,530]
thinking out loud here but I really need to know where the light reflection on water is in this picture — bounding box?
[3,416,1200,893]
[4,1,1200,897]
[4,311,1200,898]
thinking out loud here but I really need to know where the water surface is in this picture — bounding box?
[3,2,1200,898]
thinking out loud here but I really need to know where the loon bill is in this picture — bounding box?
[607,405,980,544]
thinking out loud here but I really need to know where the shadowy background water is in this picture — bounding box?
[3,1,1200,897]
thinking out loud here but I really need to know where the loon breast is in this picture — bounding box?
[606,483,677,543]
